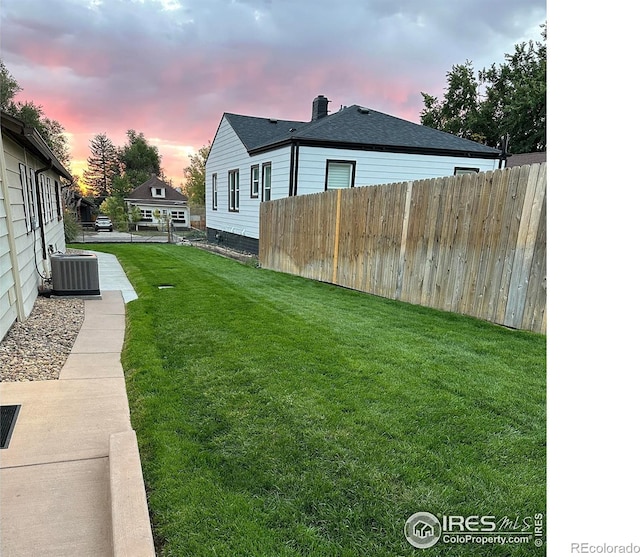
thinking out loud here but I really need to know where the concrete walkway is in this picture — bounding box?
[0,252,154,556]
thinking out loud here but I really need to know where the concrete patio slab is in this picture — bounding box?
[0,377,131,468]
[0,458,112,557]
[81,312,126,330]
[59,352,124,380]
[71,328,125,354]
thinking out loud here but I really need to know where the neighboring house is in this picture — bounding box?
[125,174,190,230]
[0,111,72,340]
[205,95,501,254]
[68,190,95,223]
[506,151,547,167]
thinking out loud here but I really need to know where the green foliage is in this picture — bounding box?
[128,205,142,225]
[1,61,71,166]
[100,194,140,231]
[421,61,484,142]
[8,100,71,166]
[99,196,124,221]
[182,143,210,205]
[80,244,546,557]
[111,174,133,199]
[119,129,162,188]
[0,60,21,110]
[83,133,120,197]
[63,209,80,243]
[479,26,547,153]
[421,23,546,153]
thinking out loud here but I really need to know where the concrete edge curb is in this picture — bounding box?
[109,430,156,556]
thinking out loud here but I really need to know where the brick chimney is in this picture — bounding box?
[311,95,329,121]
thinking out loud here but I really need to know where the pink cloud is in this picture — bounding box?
[3,0,544,190]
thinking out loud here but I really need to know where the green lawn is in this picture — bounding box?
[76,244,546,557]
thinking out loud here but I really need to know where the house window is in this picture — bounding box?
[262,162,272,201]
[454,167,479,175]
[29,169,39,229]
[45,176,53,223]
[211,173,218,210]
[170,210,186,223]
[39,175,48,224]
[250,165,259,198]
[152,188,165,198]
[325,160,356,190]
[229,169,239,212]
[55,180,63,220]
[19,164,32,232]
[140,209,153,221]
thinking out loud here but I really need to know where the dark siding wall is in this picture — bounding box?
[206,228,259,255]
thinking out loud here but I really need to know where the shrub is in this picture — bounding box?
[63,209,80,243]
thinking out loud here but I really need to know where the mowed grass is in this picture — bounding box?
[77,244,546,557]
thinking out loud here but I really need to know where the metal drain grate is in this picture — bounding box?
[1,405,21,449]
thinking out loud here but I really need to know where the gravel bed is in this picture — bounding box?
[0,295,85,382]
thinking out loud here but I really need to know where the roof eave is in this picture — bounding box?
[1,111,73,181]
[248,137,500,159]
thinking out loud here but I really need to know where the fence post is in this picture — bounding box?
[332,189,342,284]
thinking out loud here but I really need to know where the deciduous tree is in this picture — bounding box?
[183,143,210,205]
[1,60,71,166]
[420,23,546,154]
[0,60,21,111]
[421,61,483,142]
[119,129,162,188]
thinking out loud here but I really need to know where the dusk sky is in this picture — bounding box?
[1,0,546,188]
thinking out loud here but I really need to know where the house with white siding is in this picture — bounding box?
[1,111,72,340]
[205,95,501,254]
[125,174,190,230]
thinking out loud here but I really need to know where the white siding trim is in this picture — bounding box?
[206,117,290,239]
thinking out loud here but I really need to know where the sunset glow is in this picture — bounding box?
[2,0,545,193]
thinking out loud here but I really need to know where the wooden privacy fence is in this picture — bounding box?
[260,163,546,334]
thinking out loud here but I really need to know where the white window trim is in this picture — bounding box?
[229,169,239,212]
[212,173,218,210]
[19,164,32,232]
[262,162,272,202]
[250,165,259,198]
[29,168,39,229]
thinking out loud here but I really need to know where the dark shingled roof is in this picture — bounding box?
[126,175,187,202]
[506,152,547,167]
[225,113,306,152]
[224,104,500,158]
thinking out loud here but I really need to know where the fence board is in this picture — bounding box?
[260,164,546,333]
[419,177,446,308]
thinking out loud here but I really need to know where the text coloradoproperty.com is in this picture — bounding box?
[571,543,640,554]
[443,534,532,545]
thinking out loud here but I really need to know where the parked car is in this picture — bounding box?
[94,216,113,232]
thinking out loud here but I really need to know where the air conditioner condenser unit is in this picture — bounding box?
[50,253,101,297]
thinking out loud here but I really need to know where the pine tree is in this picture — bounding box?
[83,133,119,198]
